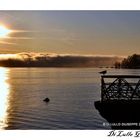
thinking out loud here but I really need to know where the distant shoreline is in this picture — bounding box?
[0,66,139,69]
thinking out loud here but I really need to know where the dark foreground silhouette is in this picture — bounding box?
[95,100,140,129]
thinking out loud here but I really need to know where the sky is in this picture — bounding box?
[0,11,140,56]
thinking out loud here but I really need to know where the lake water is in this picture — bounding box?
[0,67,139,129]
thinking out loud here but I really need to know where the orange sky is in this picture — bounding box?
[0,11,139,56]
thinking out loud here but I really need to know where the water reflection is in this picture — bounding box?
[0,67,9,129]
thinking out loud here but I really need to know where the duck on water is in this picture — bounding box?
[43,97,50,102]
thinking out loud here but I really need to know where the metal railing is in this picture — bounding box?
[101,75,140,102]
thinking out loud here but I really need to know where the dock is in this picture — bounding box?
[95,74,140,129]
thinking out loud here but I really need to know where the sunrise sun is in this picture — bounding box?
[0,25,12,38]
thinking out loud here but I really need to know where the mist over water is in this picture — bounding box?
[0,67,139,129]
[0,53,123,67]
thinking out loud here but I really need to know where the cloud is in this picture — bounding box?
[0,52,124,67]
[0,41,18,45]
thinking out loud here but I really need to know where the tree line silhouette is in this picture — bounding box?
[115,54,140,69]
[0,54,121,67]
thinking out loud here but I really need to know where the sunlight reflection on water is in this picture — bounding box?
[0,68,139,129]
[0,67,9,129]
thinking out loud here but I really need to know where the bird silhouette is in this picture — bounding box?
[99,70,107,75]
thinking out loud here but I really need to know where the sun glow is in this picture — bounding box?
[0,25,12,38]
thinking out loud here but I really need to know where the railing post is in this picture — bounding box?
[118,78,122,99]
[101,76,104,102]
